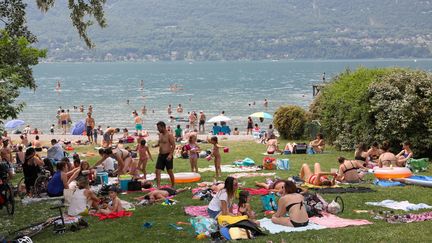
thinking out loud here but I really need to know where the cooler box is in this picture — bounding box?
[119,175,132,191]
[96,172,108,185]
[295,143,307,154]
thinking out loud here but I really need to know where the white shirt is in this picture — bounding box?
[68,189,88,216]
[208,189,228,212]
[102,157,115,171]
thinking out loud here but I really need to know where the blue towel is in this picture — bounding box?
[409,175,432,181]
[374,179,404,187]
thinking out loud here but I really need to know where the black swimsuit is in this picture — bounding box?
[286,201,309,227]
[342,160,359,173]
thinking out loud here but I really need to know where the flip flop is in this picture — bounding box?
[169,223,183,231]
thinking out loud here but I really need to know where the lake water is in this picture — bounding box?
[17,59,432,133]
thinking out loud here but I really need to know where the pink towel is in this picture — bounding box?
[310,213,372,228]
[242,188,270,195]
[184,205,209,217]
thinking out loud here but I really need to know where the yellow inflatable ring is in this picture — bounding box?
[373,167,412,179]
[174,172,201,184]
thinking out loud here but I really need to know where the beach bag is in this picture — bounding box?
[327,196,344,214]
[242,158,255,166]
[262,157,276,170]
[228,227,253,240]
[127,180,142,191]
[261,193,278,211]
[189,216,218,236]
[276,159,290,170]
[295,143,307,154]
[304,192,326,217]
[226,219,266,237]
[407,158,429,172]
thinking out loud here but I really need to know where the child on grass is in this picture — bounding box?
[187,135,200,173]
[98,186,123,215]
[208,136,223,177]
[134,139,153,179]
[238,190,258,224]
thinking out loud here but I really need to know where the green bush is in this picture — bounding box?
[273,105,307,139]
[311,67,432,156]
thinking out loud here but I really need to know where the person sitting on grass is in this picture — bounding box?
[309,133,325,153]
[354,143,370,166]
[47,159,69,197]
[68,160,95,185]
[336,157,367,183]
[255,178,286,193]
[98,186,123,215]
[68,178,99,216]
[266,134,281,154]
[378,141,397,167]
[136,187,189,203]
[238,191,259,224]
[367,141,382,163]
[395,141,413,167]
[272,181,309,228]
[207,176,238,218]
[300,163,336,186]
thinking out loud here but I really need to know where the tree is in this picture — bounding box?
[273,105,308,140]
[0,0,107,126]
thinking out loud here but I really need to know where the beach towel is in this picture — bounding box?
[92,210,133,220]
[310,213,372,228]
[184,205,209,217]
[313,187,375,194]
[257,218,326,234]
[385,211,432,224]
[199,165,262,173]
[229,172,276,179]
[301,183,339,189]
[242,188,270,196]
[374,180,404,187]
[366,200,432,211]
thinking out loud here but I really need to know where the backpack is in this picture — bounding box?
[261,193,278,211]
[276,159,290,170]
[262,157,276,170]
[127,180,142,191]
[226,219,266,237]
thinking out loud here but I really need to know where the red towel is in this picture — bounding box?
[92,210,133,221]
[242,188,270,195]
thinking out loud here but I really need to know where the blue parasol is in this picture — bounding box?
[70,120,85,135]
[4,119,25,129]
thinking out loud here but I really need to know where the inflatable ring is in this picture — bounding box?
[373,167,412,179]
[174,172,201,184]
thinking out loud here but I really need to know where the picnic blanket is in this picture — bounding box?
[313,187,375,194]
[184,205,209,217]
[310,213,372,228]
[229,172,276,179]
[257,218,326,234]
[366,200,432,211]
[301,183,339,189]
[92,210,133,220]
[242,188,270,195]
[385,211,432,224]
[199,165,262,173]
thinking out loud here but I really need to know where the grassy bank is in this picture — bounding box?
[2,140,432,242]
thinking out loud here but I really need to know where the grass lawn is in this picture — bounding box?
[1,140,432,242]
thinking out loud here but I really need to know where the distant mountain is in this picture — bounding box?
[25,0,432,61]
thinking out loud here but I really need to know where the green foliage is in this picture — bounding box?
[273,105,307,140]
[312,67,432,156]
[0,30,46,125]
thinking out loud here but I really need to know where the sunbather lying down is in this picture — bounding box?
[300,163,336,186]
[255,178,285,193]
[135,187,190,203]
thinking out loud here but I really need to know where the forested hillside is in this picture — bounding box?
[25,0,432,61]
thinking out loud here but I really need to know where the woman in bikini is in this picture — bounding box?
[187,135,200,173]
[266,134,280,154]
[93,147,132,175]
[300,163,336,186]
[272,181,309,227]
[395,141,413,167]
[336,157,367,183]
[378,141,397,167]
[367,141,382,163]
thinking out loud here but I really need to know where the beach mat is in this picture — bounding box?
[257,218,326,234]
[312,187,375,194]
[310,213,372,228]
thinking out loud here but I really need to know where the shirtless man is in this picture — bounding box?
[88,105,93,114]
[189,111,197,130]
[59,109,68,134]
[102,127,120,148]
[153,121,175,188]
[138,187,188,203]
[264,98,268,108]
[133,112,143,136]
[85,112,95,143]
[198,111,206,133]
[0,140,12,163]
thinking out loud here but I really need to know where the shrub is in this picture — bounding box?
[311,67,432,156]
[273,105,307,139]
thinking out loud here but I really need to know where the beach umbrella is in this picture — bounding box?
[70,120,85,135]
[4,119,25,129]
[250,112,273,119]
[207,115,231,123]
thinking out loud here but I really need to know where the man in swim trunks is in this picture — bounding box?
[133,111,143,136]
[198,111,206,133]
[85,112,95,144]
[167,104,172,115]
[153,121,175,188]
[102,127,120,148]
[59,109,68,134]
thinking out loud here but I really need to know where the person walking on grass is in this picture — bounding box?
[153,121,175,188]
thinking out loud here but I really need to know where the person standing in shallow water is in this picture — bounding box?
[153,121,175,188]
